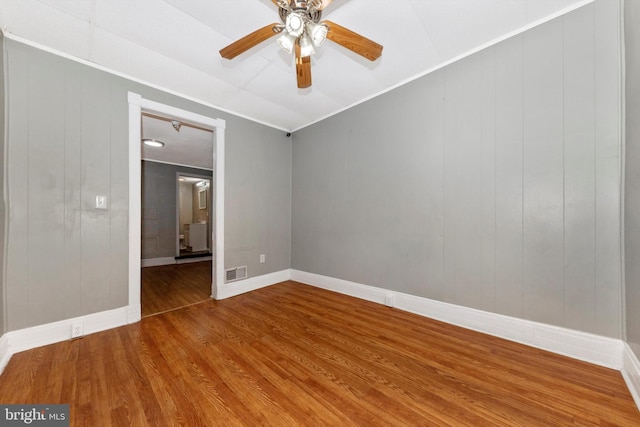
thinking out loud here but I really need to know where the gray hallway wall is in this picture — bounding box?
[625,0,640,359]
[292,0,622,337]
[3,39,292,331]
[0,34,5,335]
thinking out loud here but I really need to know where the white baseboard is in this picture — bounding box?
[290,270,624,370]
[142,256,212,267]
[176,256,212,264]
[0,334,9,374]
[141,257,176,267]
[622,344,640,409]
[215,269,291,300]
[127,304,141,324]
[0,305,138,375]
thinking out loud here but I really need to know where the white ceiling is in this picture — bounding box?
[142,114,214,170]
[0,0,591,132]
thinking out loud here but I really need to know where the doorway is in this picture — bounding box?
[177,175,212,259]
[128,93,226,323]
[139,113,214,317]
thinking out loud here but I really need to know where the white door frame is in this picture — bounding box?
[127,92,225,322]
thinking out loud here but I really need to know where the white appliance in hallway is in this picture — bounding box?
[184,223,207,252]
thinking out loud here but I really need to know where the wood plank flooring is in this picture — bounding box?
[141,261,212,317]
[1,281,638,426]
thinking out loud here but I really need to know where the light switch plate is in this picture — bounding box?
[96,195,107,209]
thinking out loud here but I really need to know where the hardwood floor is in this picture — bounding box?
[141,261,212,317]
[1,281,638,426]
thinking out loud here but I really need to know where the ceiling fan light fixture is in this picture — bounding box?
[285,13,305,37]
[298,33,316,57]
[277,32,296,54]
[307,21,328,47]
[142,138,165,148]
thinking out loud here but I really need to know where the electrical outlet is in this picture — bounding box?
[385,294,395,307]
[259,254,265,263]
[95,195,108,209]
[71,322,84,339]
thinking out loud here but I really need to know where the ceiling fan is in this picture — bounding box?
[219,0,383,89]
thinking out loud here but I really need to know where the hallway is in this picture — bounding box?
[141,261,212,317]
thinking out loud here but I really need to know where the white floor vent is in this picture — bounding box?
[225,266,247,283]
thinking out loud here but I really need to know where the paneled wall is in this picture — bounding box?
[0,34,5,334]
[3,40,292,331]
[292,1,622,337]
[4,42,129,330]
[224,119,292,278]
[625,0,640,358]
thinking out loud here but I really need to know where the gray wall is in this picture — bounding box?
[0,34,5,334]
[625,0,640,358]
[3,39,292,331]
[141,161,212,259]
[225,119,292,278]
[292,0,622,337]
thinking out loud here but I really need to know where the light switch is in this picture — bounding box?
[96,195,108,209]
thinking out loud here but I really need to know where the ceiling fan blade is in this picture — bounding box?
[324,20,383,61]
[295,43,312,88]
[219,24,280,59]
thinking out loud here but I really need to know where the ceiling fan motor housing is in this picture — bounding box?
[278,1,323,25]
